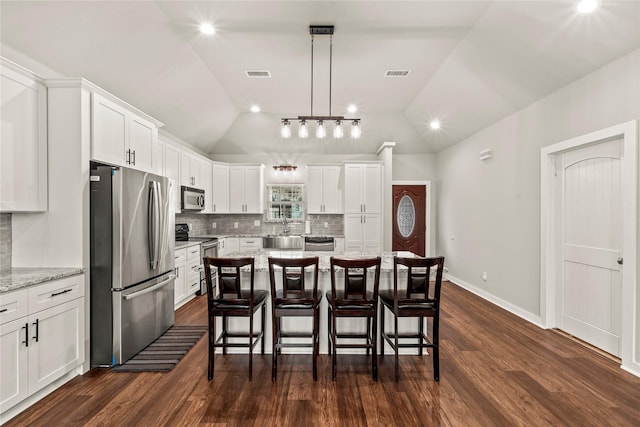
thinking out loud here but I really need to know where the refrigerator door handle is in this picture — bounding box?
[148,181,161,269]
[124,275,175,301]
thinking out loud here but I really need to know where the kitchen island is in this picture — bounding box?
[209,249,434,355]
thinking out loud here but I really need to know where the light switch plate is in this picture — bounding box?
[211,222,216,229]
[254,220,260,226]
[234,222,238,228]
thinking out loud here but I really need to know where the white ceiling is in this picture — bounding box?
[1,1,639,155]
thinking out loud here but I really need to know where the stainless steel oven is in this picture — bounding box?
[194,238,218,295]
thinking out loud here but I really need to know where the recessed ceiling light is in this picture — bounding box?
[199,22,215,35]
[347,104,357,113]
[576,0,600,14]
[430,120,441,130]
[250,105,260,113]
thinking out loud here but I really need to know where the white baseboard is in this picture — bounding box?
[445,273,543,328]
[621,362,640,379]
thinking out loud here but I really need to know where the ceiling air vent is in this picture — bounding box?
[245,70,271,78]
[385,70,411,77]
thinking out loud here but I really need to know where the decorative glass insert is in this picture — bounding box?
[397,195,415,237]
[266,184,304,222]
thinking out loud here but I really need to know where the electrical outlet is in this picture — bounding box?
[482,271,487,281]
[188,223,193,231]
[211,222,216,229]
[234,222,238,229]
[254,220,260,227]
[324,222,328,228]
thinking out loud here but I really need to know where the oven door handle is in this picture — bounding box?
[124,276,175,301]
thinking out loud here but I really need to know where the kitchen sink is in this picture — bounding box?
[263,235,303,250]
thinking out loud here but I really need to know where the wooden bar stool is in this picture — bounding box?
[268,256,320,381]
[203,257,267,381]
[327,256,381,381]
[379,256,445,381]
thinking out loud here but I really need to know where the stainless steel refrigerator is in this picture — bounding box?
[90,163,176,366]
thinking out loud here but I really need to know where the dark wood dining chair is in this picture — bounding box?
[203,256,268,381]
[268,256,321,381]
[327,256,381,381]
[379,256,445,381]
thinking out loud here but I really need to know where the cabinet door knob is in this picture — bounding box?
[617,257,623,265]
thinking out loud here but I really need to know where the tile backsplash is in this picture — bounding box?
[175,213,343,237]
[1,213,11,271]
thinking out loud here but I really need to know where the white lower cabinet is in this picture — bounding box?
[0,274,85,417]
[174,245,201,309]
[174,248,187,306]
[218,237,239,256]
[186,245,201,297]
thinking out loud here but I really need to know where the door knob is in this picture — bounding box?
[617,257,623,265]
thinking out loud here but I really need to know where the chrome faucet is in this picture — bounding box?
[282,216,290,235]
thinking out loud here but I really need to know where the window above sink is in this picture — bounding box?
[266,184,304,222]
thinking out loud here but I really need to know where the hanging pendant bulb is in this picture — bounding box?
[350,120,361,139]
[299,120,309,138]
[281,120,291,138]
[333,120,343,138]
[316,120,326,139]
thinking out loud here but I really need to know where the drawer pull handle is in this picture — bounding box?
[0,308,7,313]
[33,319,39,342]
[22,323,29,347]
[51,288,72,297]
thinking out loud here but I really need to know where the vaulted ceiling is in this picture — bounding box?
[2,1,639,155]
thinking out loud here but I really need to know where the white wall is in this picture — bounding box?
[436,49,640,319]
[392,154,437,182]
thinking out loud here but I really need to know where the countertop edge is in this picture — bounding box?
[0,267,85,294]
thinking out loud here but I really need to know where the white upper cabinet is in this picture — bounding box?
[91,92,160,173]
[180,151,202,189]
[229,164,264,214]
[344,163,382,214]
[307,164,342,214]
[200,160,213,213]
[1,59,48,212]
[163,141,182,213]
[211,162,229,214]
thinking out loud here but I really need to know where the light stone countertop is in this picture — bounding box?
[175,241,202,250]
[218,250,418,273]
[0,267,85,293]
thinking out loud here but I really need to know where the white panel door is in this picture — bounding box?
[200,160,213,213]
[28,298,84,394]
[91,93,128,167]
[164,143,181,213]
[228,166,245,213]
[243,166,263,213]
[129,114,156,173]
[322,166,342,213]
[306,166,324,213]
[362,163,381,213]
[559,138,623,356]
[0,317,29,412]
[211,163,229,213]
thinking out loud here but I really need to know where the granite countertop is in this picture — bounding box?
[0,267,85,293]
[175,241,202,250]
[221,250,417,273]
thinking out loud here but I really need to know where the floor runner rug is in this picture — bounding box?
[112,325,207,373]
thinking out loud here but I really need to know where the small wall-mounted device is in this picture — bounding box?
[479,148,493,160]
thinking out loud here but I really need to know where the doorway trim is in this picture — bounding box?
[392,181,434,256]
[540,120,638,376]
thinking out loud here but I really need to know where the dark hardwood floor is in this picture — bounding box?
[6,281,640,426]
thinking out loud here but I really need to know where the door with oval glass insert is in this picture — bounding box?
[392,185,425,256]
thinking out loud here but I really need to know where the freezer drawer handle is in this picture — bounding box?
[51,288,72,297]
[124,275,175,301]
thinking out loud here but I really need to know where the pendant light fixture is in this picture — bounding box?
[281,25,361,139]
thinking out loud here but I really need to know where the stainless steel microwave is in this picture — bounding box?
[181,186,205,211]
